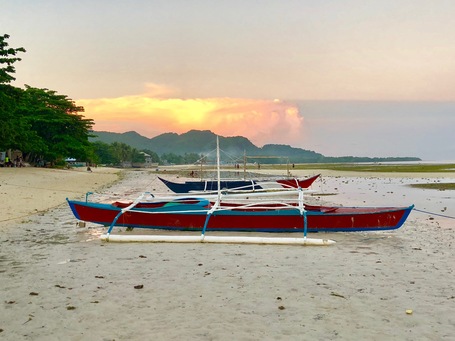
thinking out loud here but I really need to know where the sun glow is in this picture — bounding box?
[77,84,304,146]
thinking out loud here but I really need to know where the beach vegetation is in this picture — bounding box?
[244,162,455,173]
[1,34,95,166]
[91,141,118,165]
[110,142,145,165]
[408,183,455,190]
[18,86,94,164]
[288,163,455,173]
[91,141,147,166]
[1,34,28,151]
[160,152,200,165]
[0,33,25,84]
[141,149,160,164]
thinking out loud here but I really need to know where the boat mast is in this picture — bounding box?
[216,136,221,202]
[200,154,203,181]
[243,150,247,180]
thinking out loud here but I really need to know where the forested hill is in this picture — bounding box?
[90,130,421,163]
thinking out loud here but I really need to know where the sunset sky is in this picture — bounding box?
[3,1,455,160]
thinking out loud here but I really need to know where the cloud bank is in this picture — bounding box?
[77,84,303,147]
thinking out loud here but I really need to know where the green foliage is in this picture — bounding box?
[160,152,182,165]
[14,86,95,163]
[0,85,30,150]
[181,152,201,164]
[109,142,132,163]
[91,141,117,165]
[0,34,26,84]
[0,35,29,151]
[321,156,421,163]
[91,141,148,166]
[409,183,455,190]
[142,149,160,164]
[1,34,95,165]
[159,152,201,165]
[131,149,146,163]
[292,163,455,173]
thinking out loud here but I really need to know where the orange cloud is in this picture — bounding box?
[77,84,303,146]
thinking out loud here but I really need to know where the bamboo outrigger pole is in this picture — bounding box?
[101,234,335,245]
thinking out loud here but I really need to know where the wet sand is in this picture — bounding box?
[0,167,454,340]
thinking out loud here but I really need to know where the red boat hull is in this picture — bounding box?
[276,174,320,189]
[67,199,413,233]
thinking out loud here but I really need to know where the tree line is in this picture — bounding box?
[1,34,166,167]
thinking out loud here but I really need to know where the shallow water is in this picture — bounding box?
[311,175,455,229]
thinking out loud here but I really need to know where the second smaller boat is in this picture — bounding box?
[157,173,321,193]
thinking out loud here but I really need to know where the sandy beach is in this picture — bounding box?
[0,167,454,340]
[0,167,120,228]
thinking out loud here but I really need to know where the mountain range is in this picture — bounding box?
[89,130,421,163]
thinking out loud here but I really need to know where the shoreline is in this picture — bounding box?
[1,166,454,229]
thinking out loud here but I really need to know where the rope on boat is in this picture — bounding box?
[413,208,455,220]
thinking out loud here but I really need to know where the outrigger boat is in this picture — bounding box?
[67,188,413,246]
[67,193,414,234]
[157,174,320,194]
[67,138,413,245]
